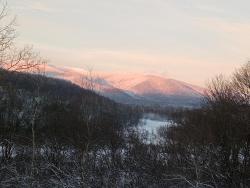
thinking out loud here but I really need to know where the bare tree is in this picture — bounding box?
[0,2,46,73]
[81,66,95,91]
[0,1,16,56]
[1,46,47,73]
[232,62,250,104]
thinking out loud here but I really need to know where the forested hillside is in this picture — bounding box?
[0,69,142,187]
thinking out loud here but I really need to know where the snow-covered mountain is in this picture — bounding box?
[44,64,204,107]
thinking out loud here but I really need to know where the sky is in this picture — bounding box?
[7,0,250,86]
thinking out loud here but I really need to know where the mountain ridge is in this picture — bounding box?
[44,64,204,107]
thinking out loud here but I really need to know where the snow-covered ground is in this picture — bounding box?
[137,113,172,143]
[139,118,167,135]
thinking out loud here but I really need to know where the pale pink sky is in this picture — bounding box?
[8,0,250,86]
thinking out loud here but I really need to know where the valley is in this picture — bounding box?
[0,1,249,187]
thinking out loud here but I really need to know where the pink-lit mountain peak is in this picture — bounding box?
[44,64,204,106]
[129,76,201,96]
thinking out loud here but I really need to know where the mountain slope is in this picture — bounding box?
[44,64,204,107]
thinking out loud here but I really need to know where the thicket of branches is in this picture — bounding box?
[158,62,250,187]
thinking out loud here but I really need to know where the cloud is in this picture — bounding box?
[29,2,55,13]
[195,17,250,34]
[14,1,58,13]
[194,17,250,56]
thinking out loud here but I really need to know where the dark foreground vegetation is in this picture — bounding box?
[0,2,250,188]
[0,69,143,187]
[0,63,249,188]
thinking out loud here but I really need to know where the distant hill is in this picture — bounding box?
[44,65,204,107]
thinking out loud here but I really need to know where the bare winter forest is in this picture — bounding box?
[0,2,250,188]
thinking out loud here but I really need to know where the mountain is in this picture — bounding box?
[44,64,204,107]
